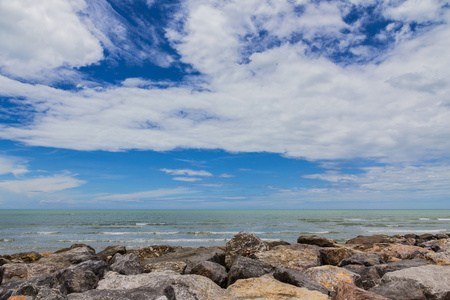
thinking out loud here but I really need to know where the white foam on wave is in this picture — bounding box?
[365,229,446,234]
[419,218,430,220]
[102,231,179,235]
[438,218,450,221]
[37,232,59,235]
[136,222,166,226]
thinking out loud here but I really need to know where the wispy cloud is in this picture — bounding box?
[96,187,194,202]
[160,168,213,177]
[219,173,235,178]
[0,174,85,194]
[173,177,203,182]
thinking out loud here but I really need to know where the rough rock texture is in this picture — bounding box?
[335,283,390,300]
[67,287,165,300]
[10,283,39,298]
[134,245,177,260]
[305,265,360,292]
[91,271,225,300]
[225,232,268,268]
[320,246,356,266]
[424,251,450,265]
[346,235,397,248]
[297,235,337,247]
[35,287,67,300]
[367,244,430,262]
[37,246,99,268]
[96,245,126,262]
[374,258,430,277]
[142,260,186,274]
[53,268,98,294]
[141,246,225,274]
[0,263,63,283]
[10,252,42,264]
[110,253,141,275]
[254,245,322,271]
[227,256,274,286]
[224,276,330,300]
[338,252,385,267]
[273,267,333,296]
[371,265,450,300]
[342,264,380,290]
[369,279,428,300]
[190,261,227,288]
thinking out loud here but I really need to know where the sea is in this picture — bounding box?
[0,209,449,255]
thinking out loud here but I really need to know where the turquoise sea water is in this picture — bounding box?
[0,210,449,254]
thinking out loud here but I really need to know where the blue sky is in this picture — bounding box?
[0,0,449,209]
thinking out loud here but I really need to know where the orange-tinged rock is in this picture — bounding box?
[254,246,321,271]
[367,244,430,262]
[7,296,28,300]
[305,265,360,292]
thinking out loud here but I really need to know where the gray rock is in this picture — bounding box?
[97,245,126,262]
[10,282,40,297]
[38,246,100,268]
[54,268,99,294]
[142,260,187,274]
[225,231,268,268]
[335,282,390,300]
[0,262,63,284]
[374,258,430,277]
[110,253,141,275]
[273,267,333,296]
[369,278,427,300]
[339,252,385,267]
[343,264,380,290]
[141,246,225,274]
[227,256,274,286]
[190,261,227,288]
[67,287,165,300]
[35,287,67,300]
[0,273,56,300]
[297,235,337,247]
[371,265,450,300]
[71,260,110,279]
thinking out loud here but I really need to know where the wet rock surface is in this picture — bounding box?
[1,232,449,300]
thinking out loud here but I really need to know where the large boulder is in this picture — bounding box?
[346,235,396,248]
[10,252,42,263]
[142,260,187,274]
[342,265,380,290]
[273,267,333,296]
[225,276,330,300]
[190,261,227,288]
[227,256,274,286]
[320,247,356,266]
[374,258,431,277]
[225,232,268,268]
[297,235,337,247]
[141,246,225,274]
[254,244,322,271]
[370,265,450,300]
[366,244,430,262]
[97,245,126,262]
[335,282,390,300]
[338,252,385,267]
[37,246,99,268]
[305,265,361,292]
[0,263,63,284]
[110,253,141,275]
[53,268,98,295]
[369,279,428,300]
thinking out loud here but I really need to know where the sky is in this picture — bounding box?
[0,0,449,209]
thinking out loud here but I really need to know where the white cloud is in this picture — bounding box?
[96,187,194,201]
[160,168,213,177]
[0,155,29,177]
[0,174,85,194]
[173,177,203,182]
[383,0,446,23]
[219,173,235,178]
[0,0,103,78]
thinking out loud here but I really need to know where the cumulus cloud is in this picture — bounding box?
[0,0,449,165]
[0,174,85,194]
[0,0,103,78]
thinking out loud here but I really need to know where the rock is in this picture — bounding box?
[227,256,274,286]
[1,263,63,283]
[97,245,126,262]
[254,245,322,271]
[110,253,141,275]
[369,278,428,300]
[338,252,385,267]
[67,287,164,300]
[320,247,356,266]
[37,246,99,268]
[273,267,333,296]
[10,252,42,263]
[0,257,9,267]
[267,240,291,249]
[141,246,225,274]
[297,235,337,247]
[305,265,360,292]
[10,283,39,298]
[346,235,395,247]
[371,265,450,300]
[367,244,430,262]
[53,268,98,294]
[142,261,186,274]
[225,276,329,300]
[424,251,450,265]
[135,245,177,259]
[91,271,225,299]
[335,282,390,300]
[374,258,431,277]
[0,274,56,300]
[342,265,380,290]
[225,231,268,268]
[35,288,67,300]
[190,261,227,288]
[70,260,110,279]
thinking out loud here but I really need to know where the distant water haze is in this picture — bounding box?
[0,210,449,255]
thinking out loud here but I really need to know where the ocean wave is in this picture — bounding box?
[437,218,450,221]
[419,218,430,220]
[0,238,15,242]
[102,231,179,235]
[364,229,447,234]
[136,222,167,226]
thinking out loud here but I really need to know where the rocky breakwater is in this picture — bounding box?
[0,232,449,300]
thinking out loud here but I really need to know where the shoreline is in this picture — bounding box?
[1,232,449,299]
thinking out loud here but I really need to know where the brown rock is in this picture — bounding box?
[346,235,395,248]
[335,282,390,300]
[135,245,177,259]
[11,252,42,263]
[7,296,29,300]
[142,261,186,274]
[225,232,268,268]
[267,240,290,249]
[305,265,360,292]
[367,244,430,262]
[320,247,356,266]
[1,263,63,283]
[424,251,450,265]
[297,235,337,247]
[224,276,330,300]
[254,246,321,271]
